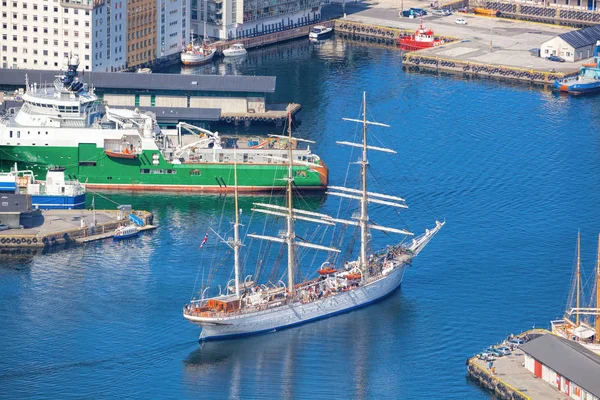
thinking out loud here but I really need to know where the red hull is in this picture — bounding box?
[397,38,442,51]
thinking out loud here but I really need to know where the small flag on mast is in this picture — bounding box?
[199,231,209,249]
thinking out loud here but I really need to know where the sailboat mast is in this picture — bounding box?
[360,92,369,276]
[233,150,240,297]
[286,112,296,298]
[577,230,581,325]
[596,233,600,341]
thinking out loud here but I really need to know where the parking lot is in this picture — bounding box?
[328,2,580,73]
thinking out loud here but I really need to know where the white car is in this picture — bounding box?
[455,17,467,25]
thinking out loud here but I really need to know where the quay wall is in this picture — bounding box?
[475,1,600,26]
[401,52,578,84]
[0,210,153,250]
[334,20,460,44]
[214,21,335,53]
[466,358,531,400]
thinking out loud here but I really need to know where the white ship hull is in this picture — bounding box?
[181,49,216,65]
[187,263,407,341]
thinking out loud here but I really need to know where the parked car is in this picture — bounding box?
[410,7,428,15]
[455,17,468,25]
[485,347,504,357]
[547,55,565,62]
[432,10,444,16]
[0,224,9,232]
[495,346,512,356]
[478,351,496,361]
[442,9,452,15]
[507,338,524,347]
[401,10,412,17]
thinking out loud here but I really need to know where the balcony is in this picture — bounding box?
[60,0,105,9]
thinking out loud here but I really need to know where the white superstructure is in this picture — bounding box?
[183,94,444,341]
[0,0,125,71]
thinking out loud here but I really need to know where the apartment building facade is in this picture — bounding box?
[192,0,321,40]
[0,0,188,71]
[0,0,126,71]
[156,0,190,60]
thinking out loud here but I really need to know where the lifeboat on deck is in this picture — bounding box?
[317,267,337,275]
[345,273,362,280]
[105,148,137,159]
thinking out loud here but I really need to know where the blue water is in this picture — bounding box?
[2,37,600,398]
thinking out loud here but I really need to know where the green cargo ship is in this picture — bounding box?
[0,57,327,192]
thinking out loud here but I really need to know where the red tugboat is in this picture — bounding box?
[397,19,443,50]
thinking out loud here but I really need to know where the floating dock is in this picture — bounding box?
[0,209,155,250]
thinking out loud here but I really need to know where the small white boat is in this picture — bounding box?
[309,25,333,40]
[114,225,140,240]
[223,43,247,57]
[136,68,152,74]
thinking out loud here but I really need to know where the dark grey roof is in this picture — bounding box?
[0,69,276,93]
[559,25,600,49]
[521,334,600,396]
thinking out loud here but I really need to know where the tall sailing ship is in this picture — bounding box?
[551,232,600,354]
[0,55,327,192]
[183,94,444,341]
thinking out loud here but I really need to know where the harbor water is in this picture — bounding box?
[2,37,600,398]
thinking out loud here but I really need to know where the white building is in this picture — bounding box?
[521,334,600,400]
[192,0,321,40]
[157,0,190,59]
[540,25,600,62]
[0,0,126,72]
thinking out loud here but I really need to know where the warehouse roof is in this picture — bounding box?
[521,334,600,396]
[0,69,276,93]
[558,25,600,49]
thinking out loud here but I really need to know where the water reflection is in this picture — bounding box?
[182,289,414,399]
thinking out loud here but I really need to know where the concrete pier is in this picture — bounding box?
[335,3,581,85]
[466,330,565,400]
[0,209,155,249]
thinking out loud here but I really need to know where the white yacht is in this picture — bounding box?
[222,43,247,57]
[309,25,333,40]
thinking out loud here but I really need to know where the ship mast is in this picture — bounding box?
[577,230,581,326]
[596,233,600,342]
[329,93,413,276]
[359,92,369,275]
[285,112,296,298]
[233,149,241,297]
[248,114,341,296]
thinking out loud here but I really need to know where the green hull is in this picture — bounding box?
[0,145,328,192]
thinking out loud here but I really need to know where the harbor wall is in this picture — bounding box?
[333,20,459,44]
[401,52,578,84]
[0,210,153,249]
[214,21,335,53]
[473,0,600,27]
[466,358,531,400]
